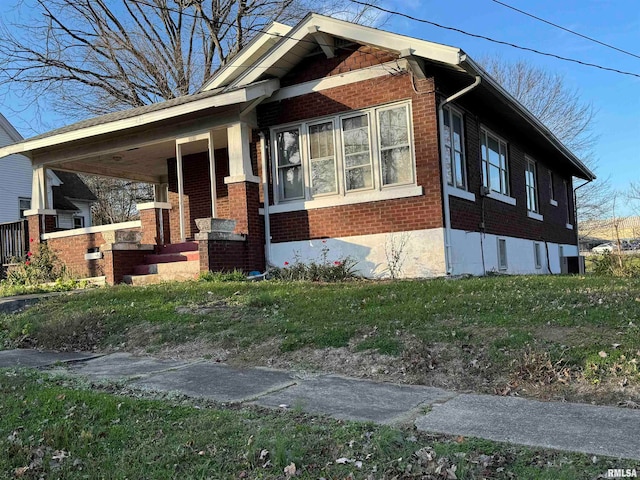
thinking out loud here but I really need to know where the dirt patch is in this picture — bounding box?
[17,314,105,352]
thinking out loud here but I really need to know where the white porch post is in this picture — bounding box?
[208,130,217,218]
[226,122,260,183]
[175,144,186,242]
[31,165,48,210]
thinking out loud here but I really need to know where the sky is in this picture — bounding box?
[0,0,639,215]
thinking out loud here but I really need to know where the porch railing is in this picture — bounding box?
[0,219,29,265]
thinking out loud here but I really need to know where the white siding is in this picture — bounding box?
[0,124,32,224]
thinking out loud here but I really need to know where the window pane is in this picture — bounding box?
[498,239,507,269]
[345,152,370,168]
[346,166,372,191]
[452,114,462,151]
[379,107,408,148]
[382,146,411,185]
[309,122,334,159]
[281,165,303,199]
[490,165,501,193]
[277,130,300,166]
[454,151,465,188]
[488,137,500,167]
[445,145,453,186]
[311,159,337,195]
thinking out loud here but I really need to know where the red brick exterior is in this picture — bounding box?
[257,71,442,244]
[139,208,171,245]
[447,103,578,245]
[198,239,248,273]
[47,232,106,278]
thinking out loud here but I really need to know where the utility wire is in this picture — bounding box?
[349,0,640,79]
[490,0,640,60]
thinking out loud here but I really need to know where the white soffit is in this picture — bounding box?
[202,22,293,91]
[230,13,464,88]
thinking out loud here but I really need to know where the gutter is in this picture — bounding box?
[460,56,595,182]
[438,75,482,275]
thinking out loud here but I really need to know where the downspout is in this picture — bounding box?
[573,178,593,260]
[259,132,272,268]
[438,75,481,275]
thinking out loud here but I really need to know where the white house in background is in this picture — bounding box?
[0,113,96,227]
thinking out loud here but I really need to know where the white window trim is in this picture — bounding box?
[307,119,339,198]
[271,100,417,206]
[480,126,510,197]
[486,191,516,206]
[441,105,468,193]
[527,211,544,222]
[497,238,508,271]
[525,156,540,214]
[266,185,424,214]
[550,199,558,207]
[566,223,574,230]
[341,111,375,193]
[448,187,476,202]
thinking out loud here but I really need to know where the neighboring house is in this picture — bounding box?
[0,113,96,228]
[0,14,594,284]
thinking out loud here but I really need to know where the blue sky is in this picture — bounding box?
[1,0,639,214]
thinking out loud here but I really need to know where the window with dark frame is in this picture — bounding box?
[442,106,467,190]
[481,128,509,196]
[525,158,539,213]
[18,197,31,219]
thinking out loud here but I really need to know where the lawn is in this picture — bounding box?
[1,275,639,405]
[0,368,623,479]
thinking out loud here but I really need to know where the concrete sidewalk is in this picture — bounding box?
[1,349,639,461]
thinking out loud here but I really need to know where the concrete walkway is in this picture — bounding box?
[1,349,639,461]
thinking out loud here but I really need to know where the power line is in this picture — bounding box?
[490,0,640,61]
[349,0,640,79]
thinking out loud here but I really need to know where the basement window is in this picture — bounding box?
[497,238,508,271]
[534,242,542,269]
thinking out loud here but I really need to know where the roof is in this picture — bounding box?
[0,113,24,143]
[51,170,97,202]
[0,14,595,181]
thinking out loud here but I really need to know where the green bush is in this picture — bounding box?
[270,256,358,282]
[199,269,247,282]
[3,244,68,286]
[591,252,640,278]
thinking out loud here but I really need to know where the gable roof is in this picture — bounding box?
[51,170,97,203]
[208,13,595,181]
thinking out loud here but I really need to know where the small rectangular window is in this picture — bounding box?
[73,216,85,229]
[18,197,31,219]
[481,129,509,196]
[498,238,508,271]
[443,106,466,190]
[534,242,542,269]
[526,158,539,213]
[564,180,572,224]
[549,171,555,201]
[342,114,373,191]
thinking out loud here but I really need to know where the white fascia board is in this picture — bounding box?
[232,13,463,88]
[0,79,280,160]
[461,56,595,181]
[202,22,293,91]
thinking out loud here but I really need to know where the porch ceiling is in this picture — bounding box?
[53,130,228,184]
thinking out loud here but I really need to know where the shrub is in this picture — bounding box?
[591,252,640,278]
[3,244,68,286]
[269,248,359,282]
[199,269,246,282]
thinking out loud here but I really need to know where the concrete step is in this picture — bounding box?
[144,251,200,265]
[122,272,199,286]
[133,259,200,276]
[155,242,199,254]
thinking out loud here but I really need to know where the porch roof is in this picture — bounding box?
[0,79,279,161]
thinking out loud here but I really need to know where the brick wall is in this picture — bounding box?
[258,69,443,244]
[167,149,230,240]
[448,108,577,245]
[47,232,106,279]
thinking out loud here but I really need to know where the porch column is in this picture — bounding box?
[224,123,264,272]
[24,165,56,245]
[137,202,172,246]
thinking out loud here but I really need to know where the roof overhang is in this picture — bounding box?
[0,79,280,160]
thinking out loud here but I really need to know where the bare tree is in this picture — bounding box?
[0,0,379,120]
[82,175,154,225]
[479,57,611,227]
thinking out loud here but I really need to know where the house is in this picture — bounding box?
[0,113,96,227]
[0,14,594,284]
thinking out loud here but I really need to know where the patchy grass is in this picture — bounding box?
[1,275,640,405]
[0,369,626,479]
[0,278,91,298]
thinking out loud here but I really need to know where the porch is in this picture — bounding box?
[13,82,277,284]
